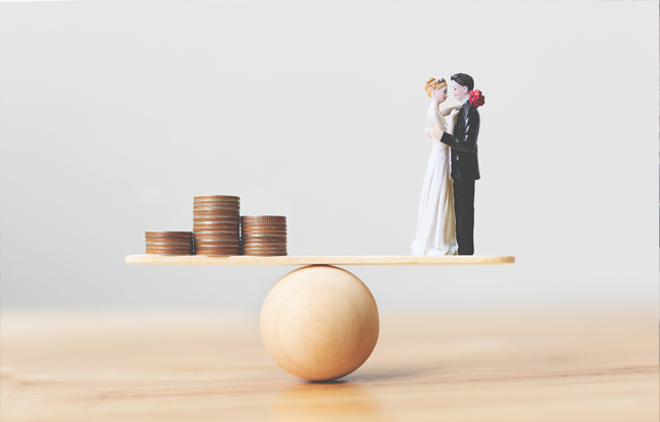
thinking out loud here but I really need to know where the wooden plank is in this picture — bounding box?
[1,308,656,421]
[125,254,515,265]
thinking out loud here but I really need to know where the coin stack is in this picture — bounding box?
[145,231,193,255]
[193,195,241,256]
[241,216,287,256]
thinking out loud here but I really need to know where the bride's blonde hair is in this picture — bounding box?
[424,77,447,97]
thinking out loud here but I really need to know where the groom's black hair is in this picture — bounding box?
[451,73,474,91]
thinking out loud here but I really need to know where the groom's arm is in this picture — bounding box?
[440,108,480,153]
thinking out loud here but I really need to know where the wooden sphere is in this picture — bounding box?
[260,265,379,381]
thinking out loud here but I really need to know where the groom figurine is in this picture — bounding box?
[441,73,481,255]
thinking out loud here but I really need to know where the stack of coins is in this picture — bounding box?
[145,231,193,255]
[241,216,287,256]
[193,195,240,256]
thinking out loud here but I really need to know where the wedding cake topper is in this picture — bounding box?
[412,73,483,256]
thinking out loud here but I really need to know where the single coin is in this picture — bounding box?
[195,230,240,239]
[194,237,240,242]
[194,247,239,252]
[147,252,193,256]
[193,205,240,214]
[242,252,288,257]
[241,234,287,239]
[194,195,240,201]
[194,231,240,236]
[146,250,193,254]
[195,240,240,245]
[195,253,238,257]
[193,211,238,218]
[241,222,286,226]
[146,247,193,251]
[241,215,285,220]
[193,212,239,217]
[145,231,193,237]
[193,204,240,209]
[193,220,238,224]
[145,236,193,241]
[241,248,287,251]
[241,229,287,235]
[146,242,193,246]
[194,247,239,253]
[145,242,192,246]
[194,228,239,233]
[241,237,286,242]
[195,247,240,252]
[241,241,287,246]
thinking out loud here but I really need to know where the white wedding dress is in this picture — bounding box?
[410,103,458,256]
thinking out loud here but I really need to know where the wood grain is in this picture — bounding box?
[1,307,657,421]
[125,254,515,265]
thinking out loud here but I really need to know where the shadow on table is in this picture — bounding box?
[273,381,394,422]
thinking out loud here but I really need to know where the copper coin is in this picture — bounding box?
[242,252,288,256]
[144,232,192,237]
[195,249,239,253]
[146,243,192,246]
[145,231,192,235]
[193,222,239,227]
[194,235,239,240]
[241,243,287,247]
[195,232,240,237]
[193,207,240,213]
[194,248,239,252]
[193,204,240,209]
[195,231,238,234]
[193,212,239,217]
[145,235,193,241]
[195,253,238,257]
[242,248,287,252]
[147,252,193,256]
[195,241,238,245]
[241,237,286,242]
[146,242,193,246]
[194,195,240,201]
[193,214,239,219]
[241,229,287,235]
[240,223,287,228]
[241,215,285,220]
[241,234,287,239]
[146,249,192,252]
[194,230,239,234]
[194,252,238,256]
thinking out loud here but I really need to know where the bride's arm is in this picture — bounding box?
[440,104,460,117]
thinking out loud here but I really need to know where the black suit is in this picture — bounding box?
[440,101,480,255]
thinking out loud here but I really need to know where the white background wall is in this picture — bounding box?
[1,1,657,311]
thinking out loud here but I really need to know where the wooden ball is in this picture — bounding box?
[260,265,379,381]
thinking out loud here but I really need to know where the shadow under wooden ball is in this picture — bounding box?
[260,265,380,381]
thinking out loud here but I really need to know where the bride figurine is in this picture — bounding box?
[410,77,459,256]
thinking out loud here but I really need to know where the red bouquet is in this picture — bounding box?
[469,89,485,107]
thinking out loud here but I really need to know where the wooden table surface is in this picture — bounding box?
[1,307,657,421]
